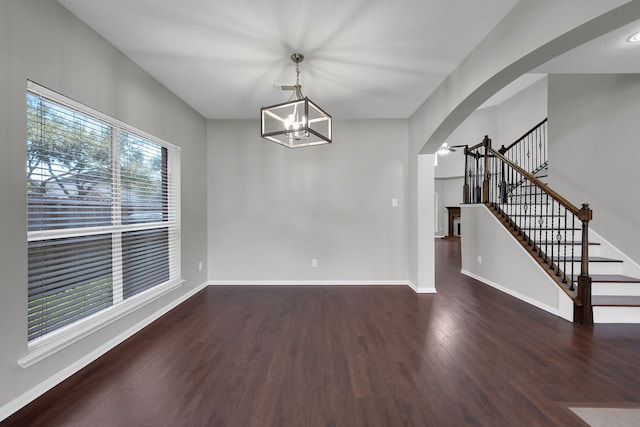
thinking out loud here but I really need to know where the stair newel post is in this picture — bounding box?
[482,136,491,203]
[577,203,593,326]
[463,147,470,204]
[498,145,507,203]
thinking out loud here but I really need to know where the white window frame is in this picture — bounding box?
[20,81,182,368]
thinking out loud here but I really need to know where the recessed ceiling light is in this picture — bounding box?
[628,31,640,43]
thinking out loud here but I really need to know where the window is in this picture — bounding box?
[26,81,181,344]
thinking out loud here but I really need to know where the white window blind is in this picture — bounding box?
[26,81,181,343]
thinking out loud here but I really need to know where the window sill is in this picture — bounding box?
[19,279,184,368]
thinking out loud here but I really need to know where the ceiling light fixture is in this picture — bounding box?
[261,53,332,148]
[437,143,466,155]
[437,143,457,155]
[628,31,640,43]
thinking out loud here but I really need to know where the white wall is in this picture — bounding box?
[0,0,207,418]
[548,73,640,264]
[207,119,409,283]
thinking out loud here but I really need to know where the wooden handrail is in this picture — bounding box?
[465,138,487,153]
[499,118,548,154]
[485,145,582,216]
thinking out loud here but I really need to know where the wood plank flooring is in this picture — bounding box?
[4,239,640,426]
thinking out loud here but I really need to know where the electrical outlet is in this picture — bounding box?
[392,198,398,207]
[198,261,203,271]
[312,259,318,268]
[477,256,482,264]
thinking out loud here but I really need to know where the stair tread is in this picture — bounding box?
[592,295,640,307]
[572,274,640,283]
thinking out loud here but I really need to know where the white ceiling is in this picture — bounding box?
[56,1,640,121]
[57,0,519,120]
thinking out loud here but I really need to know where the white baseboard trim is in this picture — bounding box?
[460,269,566,320]
[408,281,437,294]
[209,280,438,294]
[0,281,209,423]
[209,280,409,287]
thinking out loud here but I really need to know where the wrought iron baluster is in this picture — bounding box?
[550,201,557,272]
[475,153,481,203]
[528,182,532,246]
[532,128,540,176]
[531,187,540,248]
[562,208,568,284]
[570,215,576,291]
[543,192,549,263]
[544,122,547,172]
[526,141,531,175]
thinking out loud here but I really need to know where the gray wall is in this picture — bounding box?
[434,77,548,238]
[0,0,207,415]
[438,106,498,178]
[207,119,409,282]
[434,177,463,237]
[496,76,548,146]
[461,205,572,321]
[435,106,498,236]
[548,73,640,263]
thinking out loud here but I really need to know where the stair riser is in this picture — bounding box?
[592,283,640,296]
[593,306,640,323]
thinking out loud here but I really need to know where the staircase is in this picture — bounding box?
[463,122,640,324]
[490,201,640,323]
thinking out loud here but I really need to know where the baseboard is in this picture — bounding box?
[208,280,438,294]
[0,281,209,423]
[407,281,437,294]
[460,269,568,320]
[209,280,409,287]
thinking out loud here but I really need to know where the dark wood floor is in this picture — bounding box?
[4,239,640,426]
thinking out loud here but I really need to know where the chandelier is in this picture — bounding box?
[260,53,332,148]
